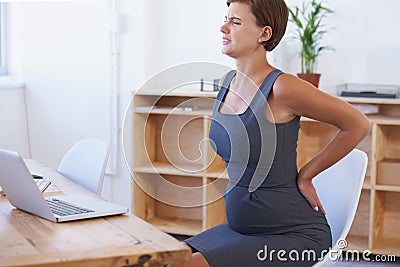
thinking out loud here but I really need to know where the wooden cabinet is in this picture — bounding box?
[298,97,400,256]
[132,89,400,256]
[132,88,227,236]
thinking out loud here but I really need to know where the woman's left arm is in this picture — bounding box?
[274,74,371,213]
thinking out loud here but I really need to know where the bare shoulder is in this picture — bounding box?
[271,73,317,103]
[273,73,345,117]
[271,72,370,140]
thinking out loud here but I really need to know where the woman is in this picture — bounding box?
[169,0,370,266]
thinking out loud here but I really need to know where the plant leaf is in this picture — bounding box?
[288,0,334,73]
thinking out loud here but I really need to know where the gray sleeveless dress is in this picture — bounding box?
[185,69,332,266]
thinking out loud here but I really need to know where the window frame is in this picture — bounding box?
[0,3,8,76]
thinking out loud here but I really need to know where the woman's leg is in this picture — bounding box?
[167,252,210,267]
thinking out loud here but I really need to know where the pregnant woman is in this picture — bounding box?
[169,0,370,266]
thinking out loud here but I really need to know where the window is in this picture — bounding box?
[0,3,7,76]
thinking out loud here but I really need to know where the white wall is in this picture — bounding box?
[143,0,235,74]
[283,0,400,92]
[0,86,30,158]
[5,0,144,208]
[18,1,111,165]
[4,0,400,209]
[150,0,400,93]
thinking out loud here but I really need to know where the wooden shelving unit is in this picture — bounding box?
[132,89,400,256]
[298,97,400,256]
[132,88,227,236]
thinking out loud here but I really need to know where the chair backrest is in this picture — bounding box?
[312,149,368,266]
[57,139,109,195]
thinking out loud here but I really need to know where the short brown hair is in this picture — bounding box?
[227,0,288,51]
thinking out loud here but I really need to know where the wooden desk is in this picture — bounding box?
[0,160,191,267]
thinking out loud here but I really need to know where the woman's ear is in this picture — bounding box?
[258,26,272,43]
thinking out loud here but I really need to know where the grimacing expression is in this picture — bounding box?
[220,2,267,58]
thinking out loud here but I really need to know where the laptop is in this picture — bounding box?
[0,174,51,196]
[0,148,128,222]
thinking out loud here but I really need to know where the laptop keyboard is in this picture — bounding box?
[35,179,51,192]
[0,178,51,196]
[46,198,94,217]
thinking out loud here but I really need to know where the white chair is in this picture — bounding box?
[58,139,110,195]
[312,149,368,267]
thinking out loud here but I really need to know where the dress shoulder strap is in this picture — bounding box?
[259,69,284,99]
[216,70,236,101]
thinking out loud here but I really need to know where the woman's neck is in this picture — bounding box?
[234,52,273,87]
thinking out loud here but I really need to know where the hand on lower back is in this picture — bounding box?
[297,174,326,215]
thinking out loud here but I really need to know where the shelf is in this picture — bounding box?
[375,125,400,161]
[372,238,400,256]
[376,158,400,187]
[345,235,369,252]
[133,88,218,98]
[133,172,204,236]
[363,175,371,189]
[301,115,400,125]
[205,178,228,229]
[368,115,400,125]
[347,190,370,251]
[203,139,227,179]
[138,114,206,170]
[135,106,212,117]
[374,185,400,192]
[206,170,229,179]
[372,191,400,256]
[135,162,204,177]
[339,97,400,105]
[147,217,202,236]
[205,178,228,203]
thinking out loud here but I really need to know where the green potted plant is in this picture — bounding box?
[288,0,333,88]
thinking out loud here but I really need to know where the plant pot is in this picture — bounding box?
[297,73,321,88]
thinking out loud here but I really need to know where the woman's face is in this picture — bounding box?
[220,2,264,58]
